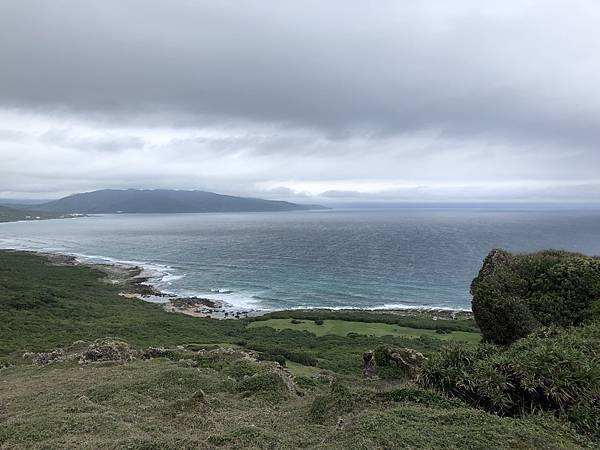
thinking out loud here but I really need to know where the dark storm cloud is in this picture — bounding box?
[1,0,599,148]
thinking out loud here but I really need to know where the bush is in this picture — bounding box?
[377,386,464,409]
[290,319,303,324]
[471,249,600,344]
[418,322,600,434]
[309,381,362,424]
[314,319,324,326]
[285,351,318,367]
[256,353,286,366]
[236,372,288,396]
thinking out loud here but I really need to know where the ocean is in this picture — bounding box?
[2,207,600,312]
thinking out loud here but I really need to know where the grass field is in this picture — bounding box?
[0,250,596,448]
[285,360,321,377]
[248,318,481,345]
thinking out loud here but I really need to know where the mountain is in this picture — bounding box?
[33,189,326,214]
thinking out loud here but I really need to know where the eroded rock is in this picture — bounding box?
[374,345,427,378]
[30,349,66,366]
[79,338,137,364]
[362,350,377,378]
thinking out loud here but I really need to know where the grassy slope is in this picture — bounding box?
[248,318,481,344]
[0,359,590,449]
[0,251,241,358]
[0,250,594,448]
[0,251,469,373]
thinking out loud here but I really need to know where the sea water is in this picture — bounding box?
[2,207,600,311]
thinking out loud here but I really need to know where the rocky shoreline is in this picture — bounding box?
[38,250,471,321]
[41,252,258,319]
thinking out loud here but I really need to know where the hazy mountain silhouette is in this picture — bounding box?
[33,189,326,214]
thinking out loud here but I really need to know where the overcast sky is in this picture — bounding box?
[1,1,599,202]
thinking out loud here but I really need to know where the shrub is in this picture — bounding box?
[256,353,286,366]
[285,351,318,367]
[290,319,303,324]
[308,381,363,424]
[471,249,600,344]
[377,386,464,409]
[418,322,600,434]
[231,363,296,400]
[314,319,324,326]
[236,372,288,396]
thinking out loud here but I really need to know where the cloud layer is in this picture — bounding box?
[1,1,599,201]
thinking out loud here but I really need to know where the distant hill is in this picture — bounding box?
[33,189,326,214]
[0,198,49,207]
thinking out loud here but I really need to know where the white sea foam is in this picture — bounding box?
[281,303,470,312]
[173,288,262,310]
[210,288,234,294]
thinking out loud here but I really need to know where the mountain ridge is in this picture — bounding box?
[32,189,326,214]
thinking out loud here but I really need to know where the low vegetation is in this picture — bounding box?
[418,248,600,438]
[1,249,598,448]
[0,205,63,223]
[419,323,600,436]
[254,308,479,333]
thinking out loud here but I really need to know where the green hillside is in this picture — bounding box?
[0,206,62,223]
[0,250,597,448]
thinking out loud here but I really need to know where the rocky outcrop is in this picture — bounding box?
[79,338,137,364]
[374,345,427,378]
[27,349,67,366]
[362,350,377,378]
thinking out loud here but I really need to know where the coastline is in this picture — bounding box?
[4,248,472,320]
[39,251,253,319]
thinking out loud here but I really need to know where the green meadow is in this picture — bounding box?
[248,318,481,345]
[0,250,597,449]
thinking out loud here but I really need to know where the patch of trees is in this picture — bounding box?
[471,249,600,344]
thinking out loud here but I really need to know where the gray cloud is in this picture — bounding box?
[1,1,599,143]
[40,129,145,152]
[0,1,599,201]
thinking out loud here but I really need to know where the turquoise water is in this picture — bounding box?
[2,208,600,311]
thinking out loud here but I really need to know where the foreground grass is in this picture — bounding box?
[248,318,481,345]
[0,357,591,449]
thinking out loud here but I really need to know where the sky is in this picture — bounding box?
[1,1,599,203]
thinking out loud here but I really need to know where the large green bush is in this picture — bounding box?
[418,322,600,436]
[471,249,600,344]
